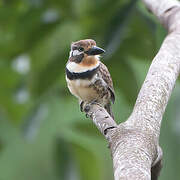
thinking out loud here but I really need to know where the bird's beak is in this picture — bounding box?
[85,46,105,56]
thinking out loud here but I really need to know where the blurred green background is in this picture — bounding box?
[0,0,180,179]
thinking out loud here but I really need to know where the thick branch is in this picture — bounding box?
[127,0,180,134]
[85,0,180,179]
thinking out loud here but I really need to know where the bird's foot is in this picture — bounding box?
[80,101,90,118]
[80,100,102,118]
[78,101,90,118]
[84,100,102,118]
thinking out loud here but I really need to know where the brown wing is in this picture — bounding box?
[99,62,115,103]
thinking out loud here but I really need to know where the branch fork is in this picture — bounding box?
[82,0,180,179]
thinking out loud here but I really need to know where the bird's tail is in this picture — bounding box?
[104,103,114,119]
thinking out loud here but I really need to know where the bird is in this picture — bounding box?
[65,39,115,118]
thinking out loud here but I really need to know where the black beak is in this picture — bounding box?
[85,46,105,56]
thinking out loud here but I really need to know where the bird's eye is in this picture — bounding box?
[78,47,84,52]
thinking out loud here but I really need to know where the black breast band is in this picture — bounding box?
[66,66,99,80]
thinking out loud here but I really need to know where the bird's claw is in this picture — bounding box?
[79,100,101,118]
[80,101,84,112]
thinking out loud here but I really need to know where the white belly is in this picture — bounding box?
[66,76,98,102]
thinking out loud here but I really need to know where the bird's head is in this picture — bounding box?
[69,39,105,63]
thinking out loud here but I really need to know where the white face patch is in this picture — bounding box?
[73,50,83,56]
[69,50,83,58]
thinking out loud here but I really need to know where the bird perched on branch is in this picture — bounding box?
[65,39,115,118]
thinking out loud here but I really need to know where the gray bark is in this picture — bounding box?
[84,0,180,179]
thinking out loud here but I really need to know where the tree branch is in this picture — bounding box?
[85,0,180,179]
[84,104,117,136]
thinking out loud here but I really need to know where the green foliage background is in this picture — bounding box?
[0,0,180,179]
